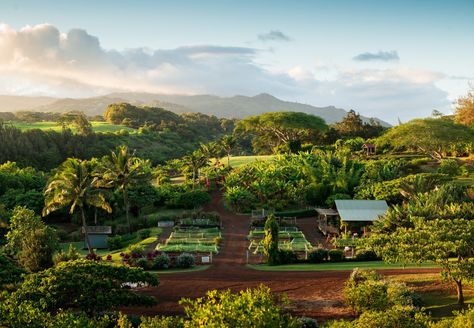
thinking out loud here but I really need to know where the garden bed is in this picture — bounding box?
[247,227,313,255]
[156,226,222,254]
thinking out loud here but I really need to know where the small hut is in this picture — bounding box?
[362,143,376,155]
[82,226,112,249]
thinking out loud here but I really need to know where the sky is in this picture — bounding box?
[0,0,473,123]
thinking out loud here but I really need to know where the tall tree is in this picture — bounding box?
[43,158,112,252]
[181,150,209,189]
[234,112,327,154]
[370,218,474,305]
[455,87,474,127]
[263,214,280,265]
[220,135,237,167]
[101,145,152,232]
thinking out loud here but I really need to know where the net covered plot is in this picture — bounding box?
[247,227,313,254]
[156,227,221,254]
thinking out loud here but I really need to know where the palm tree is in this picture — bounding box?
[181,150,209,189]
[220,135,237,167]
[43,158,112,252]
[101,145,152,232]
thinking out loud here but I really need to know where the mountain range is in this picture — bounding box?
[0,93,390,126]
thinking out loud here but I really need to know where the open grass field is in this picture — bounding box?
[9,121,136,133]
[219,155,275,168]
[248,261,437,271]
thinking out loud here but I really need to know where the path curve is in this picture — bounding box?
[126,192,438,321]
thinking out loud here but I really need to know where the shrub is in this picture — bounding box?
[354,249,379,261]
[107,235,123,251]
[153,253,170,270]
[136,258,149,270]
[127,244,145,258]
[433,307,474,328]
[298,316,319,328]
[168,190,211,209]
[139,316,184,328]
[224,186,257,212]
[278,250,298,265]
[344,269,419,314]
[176,253,195,268]
[138,229,151,240]
[53,244,80,265]
[18,227,59,272]
[437,159,460,176]
[180,285,299,327]
[328,249,345,262]
[348,306,429,328]
[308,248,329,263]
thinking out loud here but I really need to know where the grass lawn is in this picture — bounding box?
[10,121,135,133]
[147,265,210,274]
[248,261,437,271]
[422,291,474,319]
[217,155,275,168]
[390,273,474,319]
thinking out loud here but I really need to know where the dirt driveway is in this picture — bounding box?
[125,192,437,321]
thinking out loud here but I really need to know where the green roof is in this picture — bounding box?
[335,200,388,222]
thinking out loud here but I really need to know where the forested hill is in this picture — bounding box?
[0,93,390,126]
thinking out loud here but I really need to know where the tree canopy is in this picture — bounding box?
[5,260,159,315]
[234,112,328,153]
[455,87,474,127]
[377,118,474,159]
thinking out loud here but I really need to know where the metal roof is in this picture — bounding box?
[335,200,388,222]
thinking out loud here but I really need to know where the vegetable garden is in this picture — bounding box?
[247,226,313,255]
[156,227,222,254]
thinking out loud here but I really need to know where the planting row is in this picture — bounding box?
[247,227,313,254]
[156,226,222,254]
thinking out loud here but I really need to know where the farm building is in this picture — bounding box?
[316,200,389,236]
[82,226,112,249]
[362,143,376,155]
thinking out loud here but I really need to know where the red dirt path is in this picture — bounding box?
[125,192,437,321]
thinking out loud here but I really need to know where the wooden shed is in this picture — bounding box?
[82,226,112,249]
[362,143,376,155]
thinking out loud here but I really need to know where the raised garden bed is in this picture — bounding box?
[247,227,313,254]
[156,227,221,254]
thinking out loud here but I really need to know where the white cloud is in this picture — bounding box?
[0,23,454,123]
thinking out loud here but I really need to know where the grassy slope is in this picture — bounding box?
[248,261,437,271]
[60,227,162,263]
[218,155,275,168]
[10,121,135,133]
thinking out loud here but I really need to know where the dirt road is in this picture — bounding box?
[126,192,436,321]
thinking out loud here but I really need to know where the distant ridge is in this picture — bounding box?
[0,93,391,126]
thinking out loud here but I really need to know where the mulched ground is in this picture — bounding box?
[124,192,438,321]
